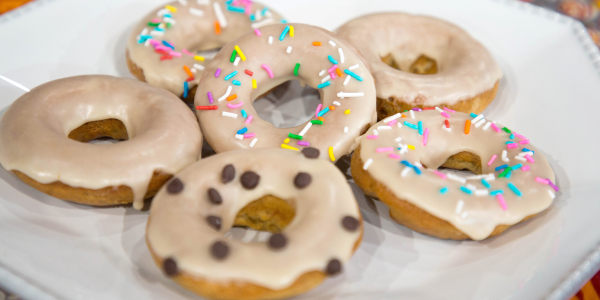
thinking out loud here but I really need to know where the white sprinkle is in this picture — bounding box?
[332,101,341,106]
[190,68,197,73]
[249,138,258,148]
[189,8,204,15]
[447,173,466,184]
[337,92,364,99]
[502,150,509,162]
[150,30,165,37]
[378,125,392,131]
[193,63,205,70]
[548,190,555,199]
[363,158,373,170]
[414,161,423,168]
[401,167,411,177]
[251,18,275,29]
[286,46,293,54]
[466,184,477,190]
[264,11,273,17]
[235,134,244,140]
[268,35,273,44]
[197,0,209,4]
[140,28,148,36]
[465,174,485,180]
[410,110,415,119]
[485,173,496,181]
[233,56,241,66]
[217,85,232,102]
[475,189,489,196]
[338,47,345,64]
[299,122,312,136]
[398,145,408,154]
[343,126,349,133]
[455,200,464,214]
[157,8,169,16]
[321,75,331,83]
[395,137,403,142]
[318,69,326,77]
[383,113,403,123]
[472,114,484,124]
[144,40,150,47]
[435,106,443,112]
[343,75,351,86]
[483,121,492,130]
[442,125,452,132]
[397,122,403,129]
[328,40,336,47]
[514,156,526,162]
[254,10,262,21]
[213,2,227,27]
[372,129,379,136]
[460,211,469,219]
[222,112,238,118]
[348,64,359,70]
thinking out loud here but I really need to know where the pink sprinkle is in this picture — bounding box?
[151,18,161,23]
[149,39,159,46]
[522,165,530,171]
[422,128,429,146]
[315,104,322,118]
[388,153,401,160]
[535,177,549,184]
[387,119,398,126]
[254,28,262,36]
[328,64,338,73]
[244,5,251,15]
[441,112,450,118]
[507,143,518,149]
[514,133,526,139]
[261,64,274,78]
[519,139,530,145]
[443,107,456,113]
[366,135,378,140]
[524,154,535,163]
[227,102,244,109]
[328,71,336,80]
[215,68,222,78]
[154,45,169,52]
[496,194,507,211]
[487,154,497,166]
[169,51,182,57]
[243,133,256,139]
[433,170,447,179]
[297,141,310,146]
[375,147,393,153]
[245,115,253,124]
[207,92,214,104]
[490,123,500,132]
[182,49,193,56]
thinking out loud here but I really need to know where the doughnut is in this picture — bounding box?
[0,75,202,209]
[147,148,363,300]
[336,13,503,120]
[126,0,283,101]
[350,108,558,240]
[194,23,377,161]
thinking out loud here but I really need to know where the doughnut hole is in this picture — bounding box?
[68,118,128,143]
[233,195,295,234]
[381,53,438,75]
[436,151,482,175]
[252,79,321,129]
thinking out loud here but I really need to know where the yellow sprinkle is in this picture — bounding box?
[281,144,299,151]
[165,5,177,13]
[252,79,257,89]
[234,45,246,61]
[284,138,290,143]
[344,109,351,115]
[194,55,205,61]
[328,146,335,161]
[289,25,295,37]
[407,145,415,150]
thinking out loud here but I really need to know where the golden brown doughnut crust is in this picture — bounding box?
[376,81,499,121]
[350,146,535,240]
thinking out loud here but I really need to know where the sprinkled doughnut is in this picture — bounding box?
[337,13,503,120]
[147,148,363,299]
[194,23,377,161]
[350,108,557,240]
[0,75,202,209]
[127,0,283,101]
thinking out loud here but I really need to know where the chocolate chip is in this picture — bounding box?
[166,178,184,194]
[221,164,235,183]
[210,240,229,260]
[240,171,260,189]
[341,216,360,232]
[301,147,320,159]
[325,258,342,276]
[268,233,288,250]
[207,188,222,205]
[294,172,312,189]
[206,215,222,231]
[163,257,179,276]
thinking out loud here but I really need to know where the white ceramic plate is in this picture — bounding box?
[1,0,600,299]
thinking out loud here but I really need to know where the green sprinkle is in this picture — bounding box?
[288,133,303,140]
[166,22,172,29]
[147,22,160,27]
[293,63,300,76]
[311,120,323,125]
[230,49,237,63]
[498,168,512,178]
[502,127,511,134]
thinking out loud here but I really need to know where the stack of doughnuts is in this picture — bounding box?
[0,1,559,299]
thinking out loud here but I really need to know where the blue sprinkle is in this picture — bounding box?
[226,5,245,13]
[183,81,189,98]
[470,113,478,118]
[490,190,504,196]
[162,40,175,50]
[232,80,241,86]
[505,141,516,144]
[280,19,288,24]
[279,25,290,41]
[155,27,165,32]
[511,163,523,170]
[403,121,418,130]
[507,182,522,196]
[249,15,256,21]
[522,148,534,153]
[317,81,331,89]
[224,71,238,81]
[343,69,363,81]
[137,35,152,44]
[509,133,515,140]
[328,55,338,65]
[495,164,509,171]
[460,186,473,195]
[163,13,172,18]
[400,160,412,167]
[412,166,422,175]
[481,178,491,189]
[418,121,423,135]
[261,8,269,15]
[225,0,233,4]
[237,127,248,135]
[317,107,330,117]
[440,187,449,194]
[241,109,248,118]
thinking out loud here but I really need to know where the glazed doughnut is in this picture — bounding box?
[195,23,376,161]
[0,75,202,209]
[350,108,558,240]
[337,13,502,120]
[147,148,363,300]
[127,0,282,101]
